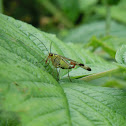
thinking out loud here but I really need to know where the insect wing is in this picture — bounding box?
[52,54,71,69]
[57,55,79,64]
[57,55,91,71]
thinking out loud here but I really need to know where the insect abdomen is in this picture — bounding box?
[79,63,91,71]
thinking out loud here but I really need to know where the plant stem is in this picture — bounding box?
[0,0,3,13]
[92,37,116,58]
[105,2,111,36]
[37,0,74,28]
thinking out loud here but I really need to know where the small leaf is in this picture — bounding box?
[86,36,126,58]
[115,45,126,68]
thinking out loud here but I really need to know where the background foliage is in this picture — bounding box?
[0,0,126,126]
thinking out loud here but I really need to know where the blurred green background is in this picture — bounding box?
[2,0,126,39]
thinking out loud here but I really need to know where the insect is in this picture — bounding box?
[45,51,91,81]
[29,33,91,81]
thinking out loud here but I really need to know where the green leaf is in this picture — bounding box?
[86,36,126,58]
[0,13,126,126]
[62,83,126,126]
[115,45,126,68]
[89,76,126,89]
[63,21,126,43]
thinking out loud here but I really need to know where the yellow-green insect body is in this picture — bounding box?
[46,53,91,71]
[46,52,91,81]
[46,53,73,69]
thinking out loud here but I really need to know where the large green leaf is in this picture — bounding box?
[62,83,126,126]
[0,14,126,126]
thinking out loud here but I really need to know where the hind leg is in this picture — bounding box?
[68,69,72,82]
[56,68,60,81]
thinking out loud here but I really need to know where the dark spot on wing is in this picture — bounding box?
[61,67,65,69]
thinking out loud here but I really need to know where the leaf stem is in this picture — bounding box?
[105,2,111,36]
[80,67,119,81]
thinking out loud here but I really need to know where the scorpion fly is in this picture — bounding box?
[29,33,91,81]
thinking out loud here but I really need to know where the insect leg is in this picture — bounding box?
[45,56,52,67]
[36,58,45,64]
[45,56,49,63]
[68,69,72,82]
[71,64,76,68]
[57,68,60,81]
[55,68,60,81]
[35,57,50,67]
[45,59,50,67]
[58,68,60,78]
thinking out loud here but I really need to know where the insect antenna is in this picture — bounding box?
[28,32,49,54]
[50,41,52,53]
[28,32,51,69]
